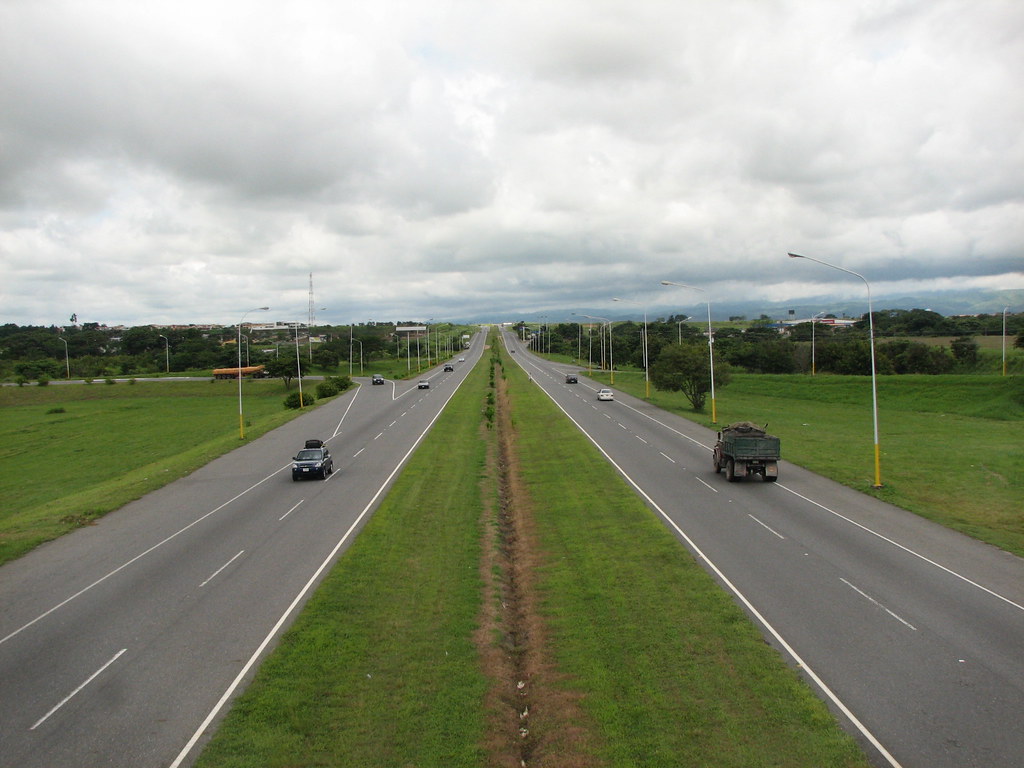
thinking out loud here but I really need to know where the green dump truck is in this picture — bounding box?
[713,422,780,482]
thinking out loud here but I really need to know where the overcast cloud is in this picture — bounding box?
[1,0,1022,326]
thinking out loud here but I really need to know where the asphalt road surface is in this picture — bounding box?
[502,330,1024,768]
[0,334,484,768]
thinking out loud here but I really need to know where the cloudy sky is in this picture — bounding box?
[1,0,1022,327]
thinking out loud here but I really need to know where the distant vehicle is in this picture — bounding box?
[418,380,430,389]
[371,374,385,385]
[565,374,578,384]
[292,445,333,480]
[458,357,466,362]
[713,422,780,482]
[212,365,267,380]
[597,388,614,401]
[443,364,454,372]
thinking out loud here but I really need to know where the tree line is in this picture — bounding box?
[0,322,456,382]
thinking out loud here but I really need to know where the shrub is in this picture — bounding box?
[316,381,339,399]
[283,391,316,409]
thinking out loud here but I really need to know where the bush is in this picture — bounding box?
[316,381,339,399]
[283,391,316,409]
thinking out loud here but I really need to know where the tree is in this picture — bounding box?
[950,335,979,368]
[265,356,299,387]
[650,343,730,412]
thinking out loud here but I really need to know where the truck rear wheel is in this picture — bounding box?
[725,459,737,482]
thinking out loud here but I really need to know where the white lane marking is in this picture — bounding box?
[695,477,718,493]
[780,485,1024,615]
[389,421,397,427]
[31,649,127,730]
[331,385,361,439]
[660,452,676,463]
[571,359,1024,618]
[749,514,785,539]
[504,348,904,768]
[200,551,246,587]
[618,422,627,430]
[170,346,477,768]
[616,400,711,450]
[374,432,384,440]
[352,447,365,458]
[1,471,282,647]
[279,500,304,521]
[841,579,917,631]
[635,435,648,444]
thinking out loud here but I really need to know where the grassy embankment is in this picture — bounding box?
[194,341,870,767]
[581,366,1024,557]
[0,379,311,564]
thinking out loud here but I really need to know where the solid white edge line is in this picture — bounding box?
[169,346,476,768]
[31,648,127,730]
[502,333,904,768]
[559,342,1022,616]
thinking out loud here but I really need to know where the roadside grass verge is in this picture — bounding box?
[0,380,324,564]
[590,370,1024,557]
[502,353,871,767]
[194,356,493,767]
[196,341,871,767]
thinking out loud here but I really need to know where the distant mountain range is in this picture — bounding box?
[480,288,1024,324]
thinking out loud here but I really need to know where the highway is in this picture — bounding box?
[0,334,484,768]
[501,330,1024,768]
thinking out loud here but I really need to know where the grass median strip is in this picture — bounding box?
[196,340,871,767]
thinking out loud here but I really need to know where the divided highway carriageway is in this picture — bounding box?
[501,329,1024,768]
[0,333,486,768]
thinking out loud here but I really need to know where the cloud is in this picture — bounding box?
[1,0,1021,327]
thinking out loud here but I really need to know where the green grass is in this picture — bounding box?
[0,379,317,564]
[195,353,493,767]
[592,369,1024,557]
[503,353,870,767]
[195,342,871,767]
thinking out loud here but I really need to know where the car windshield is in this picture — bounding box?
[296,449,322,461]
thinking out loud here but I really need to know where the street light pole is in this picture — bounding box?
[789,252,882,488]
[660,281,716,424]
[238,307,269,438]
[574,313,613,383]
[613,298,650,398]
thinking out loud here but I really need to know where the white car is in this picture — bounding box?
[597,388,614,401]
[458,357,465,362]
